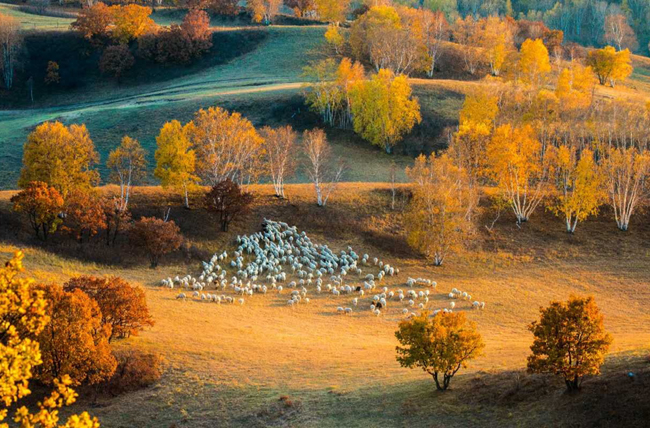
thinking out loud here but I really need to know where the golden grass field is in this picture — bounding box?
[1,183,649,427]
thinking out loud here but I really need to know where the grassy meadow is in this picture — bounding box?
[1,183,649,427]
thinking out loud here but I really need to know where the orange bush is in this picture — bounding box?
[129,217,183,268]
[106,350,164,395]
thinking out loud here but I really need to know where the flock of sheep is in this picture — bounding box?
[160,219,486,319]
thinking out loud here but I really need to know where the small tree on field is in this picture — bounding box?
[64,275,154,343]
[260,125,297,199]
[11,181,65,241]
[324,24,345,54]
[519,38,551,85]
[396,311,484,391]
[45,61,60,85]
[71,2,113,42]
[204,179,254,232]
[0,251,100,427]
[62,188,107,243]
[35,283,117,387]
[302,129,345,207]
[102,196,132,246]
[107,135,148,212]
[129,217,183,268]
[586,46,633,87]
[527,295,613,392]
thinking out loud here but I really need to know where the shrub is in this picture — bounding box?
[35,283,117,386]
[395,311,484,391]
[129,216,184,268]
[105,350,164,395]
[204,179,254,232]
[11,181,64,241]
[62,188,107,243]
[64,275,154,342]
[99,44,135,82]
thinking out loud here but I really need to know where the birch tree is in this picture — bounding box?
[302,129,344,207]
[107,136,147,212]
[260,126,297,199]
[0,13,21,90]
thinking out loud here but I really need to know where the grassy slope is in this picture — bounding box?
[1,183,649,427]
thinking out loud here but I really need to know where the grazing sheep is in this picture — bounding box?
[450,301,455,309]
[238,298,245,305]
[277,286,283,294]
[352,298,358,306]
[344,307,352,314]
[401,308,409,315]
[176,292,187,300]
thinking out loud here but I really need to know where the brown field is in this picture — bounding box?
[2,183,649,427]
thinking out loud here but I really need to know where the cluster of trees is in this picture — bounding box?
[154,106,346,208]
[304,58,421,153]
[396,294,612,393]
[0,251,156,426]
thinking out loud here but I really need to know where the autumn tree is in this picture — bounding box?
[587,46,633,87]
[0,252,100,428]
[324,24,345,54]
[260,125,297,198]
[71,2,113,42]
[36,283,117,386]
[11,182,65,241]
[129,217,184,268]
[45,61,60,85]
[396,311,484,391]
[485,124,551,224]
[519,38,551,85]
[555,63,596,108]
[479,16,513,77]
[19,122,100,197]
[405,153,476,266]
[185,107,265,186]
[314,0,350,24]
[450,88,499,186]
[602,147,650,231]
[181,8,213,57]
[64,276,154,342]
[528,295,613,392]
[208,0,240,15]
[350,69,421,154]
[62,189,107,243]
[101,196,132,246]
[452,15,482,75]
[604,14,638,52]
[107,136,147,212]
[247,0,282,24]
[421,9,448,77]
[548,147,604,233]
[155,120,200,209]
[303,129,345,207]
[285,0,315,17]
[110,4,156,44]
[0,12,22,89]
[99,44,135,82]
[204,179,254,232]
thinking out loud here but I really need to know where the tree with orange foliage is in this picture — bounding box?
[99,45,135,82]
[101,196,132,246]
[396,311,484,391]
[62,189,107,243]
[110,4,156,44]
[64,276,154,343]
[71,2,113,42]
[452,15,482,75]
[1,251,100,428]
[405,153,476,266]
[129,217,183,268]
[555,63,596,108]
[604,14,638,52]
[19,121,99,198]
[204,179,254,232]
[11,181,65,241]
[247,0,282,24]
[314,0,350,24]
[181,8,213,57]
[548,147,604,233]
[285,0,315,17]
[485,124,551,224]
[528,295,613,392]
[35,283,117,387]
[208,0,240,16]
[479,16,514,77]
[518,38,551,85]
[260,125,297,198]
[587,46,633,87]
[421,9,448,77]
[45,61,60,85]
[185,106,265,186]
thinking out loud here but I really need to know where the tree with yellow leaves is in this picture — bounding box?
[349,69,421,154]
[396,311,484,391]
[110,4,155,44]
[405,153,476,266]
[586,46,633,87]
[548,147,604,233]
[314,0,350,24]
[602,146,650,231]
[1,251,100,428]
[107,136,147,212]
[154,120,200,209]
[19,122,100,198]
[479,16,513,77]
[452,15,482,75]
[260,125,297,199]
[420,9,448,78]
[555,63,596,108]
[324,24,345,54]
[450,89,499,185]
[519,38,551,85]
[485,124,551,224]
[246,0,282,24]
[528,295,612,392]
[185,107,265,186]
